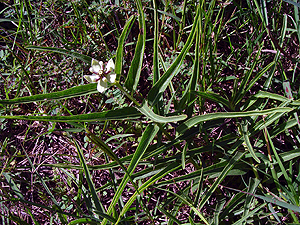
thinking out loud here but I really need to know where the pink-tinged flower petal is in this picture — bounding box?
[97,79,108,93]
[84,75,99,83]
[105,58,115,73]
[89,59,103,74]
[283,80,293,100]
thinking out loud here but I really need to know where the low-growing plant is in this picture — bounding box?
[1,0,300,224]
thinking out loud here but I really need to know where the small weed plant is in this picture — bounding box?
[1,0,300,224]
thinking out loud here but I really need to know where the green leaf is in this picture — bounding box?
[115,15,135,76]
[155,187,209,225]
[253,194,300,213]
[198,151,244,210]
[101,124,159,225]
[147,6,200,106]
[26,45,92,63]
[74,140,106,219]
[3,172,24,200]
[232,203,266,225]
[69,218,106,225]
[283,0,300,8]
[0,83,97,105]
[137,100,187,123]
[177,107,293,134]
[0,107,141,122]
[241,123,260,163]
[124,0,146,92]
[186,18,201,118]
[152,0,159,85]
[194,91,230,108]
[254,91,290,102]
[115,162,182,225]
[242,178,261,221]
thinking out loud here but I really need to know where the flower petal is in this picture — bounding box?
[105,58,115,73]
[107,73,116,83]
[84,75,99,83]
[89,59,103,74]
[97,79,108,93]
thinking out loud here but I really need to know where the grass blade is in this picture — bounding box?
[137,100,187,123]
[177,107,293,134]
[147,6,200,106]
[115,162,182,225]
[115,15,135,76]
[194,91,230,108]
[232,203,266,225]
[241,122,260,163]
[124,0,146,92]
[74,139,117,221]
[265,129,298,205]
[0,107,141,122]
[156,187,209,225]
[101,124,159,225]
[0,83,98,105]
[241,178,261,224]
[26,45,92,63]
[198,151,244,210]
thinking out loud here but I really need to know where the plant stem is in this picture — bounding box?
[114,82,141,107]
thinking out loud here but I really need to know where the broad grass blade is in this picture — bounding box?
[282,0,300,11]
[0,107,141,122]
[137,100,187,123]
[186,17,201,118]
[152,0,159,84]
[265,129,298,205]
[155,187,209,225]
[69,218,108,225]
[194,91,230,108]
[0,83,98,105]
[115,15,135,76]
[232,203,266,225]
[124,0,146,92]
[253,194,300,213]
[3,173,24,200]
[147,6,200,106]
[177,107,293,134]
[101,124,159,225]
[241,123,260,163]
[255,91,290,102]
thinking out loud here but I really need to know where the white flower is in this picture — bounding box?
[84,58,116,93]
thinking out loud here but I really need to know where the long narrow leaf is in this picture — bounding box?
[137,100,187,123]
[194,91,230,108]
[0,107,141,122]
[0,83,98,105]
[147,6,200,106]
[177,107,293,134]
[26,45,92,63]
[115,15,135,76]
[198,152,244,210]
[115,162,182,225]
[124,0,146,92]
[74,140,108,220]
[101,124,159,225]
[155,187,209,225]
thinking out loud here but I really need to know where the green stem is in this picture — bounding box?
[114,82,183,152]
[114,82,141,107]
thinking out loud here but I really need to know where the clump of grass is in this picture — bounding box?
[1,0,300,224]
